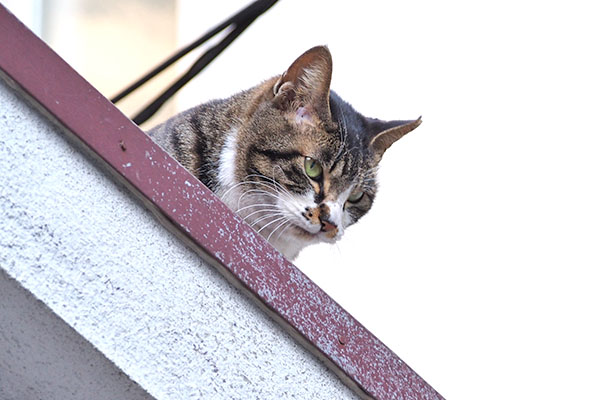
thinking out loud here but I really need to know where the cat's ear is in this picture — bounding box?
[369,117,422,162]
[273,46,333,122]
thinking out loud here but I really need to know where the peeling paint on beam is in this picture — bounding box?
[0,6,443,400]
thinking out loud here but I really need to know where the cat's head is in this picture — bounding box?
[228,46,420,259]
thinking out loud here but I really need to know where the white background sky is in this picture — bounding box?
[7,1,600,399]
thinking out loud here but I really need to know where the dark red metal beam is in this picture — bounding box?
[0,6,443,400]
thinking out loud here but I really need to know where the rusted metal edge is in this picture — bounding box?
[0,6,443,400]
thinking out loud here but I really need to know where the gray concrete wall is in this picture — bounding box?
[0,78,359,399]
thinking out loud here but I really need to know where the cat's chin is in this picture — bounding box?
[269,223,342,261]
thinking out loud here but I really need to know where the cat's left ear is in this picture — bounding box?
[273,46,333,123]
[368,117,422,162]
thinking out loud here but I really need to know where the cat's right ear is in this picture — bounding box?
[369,117,422,162]
[273,46,333,123]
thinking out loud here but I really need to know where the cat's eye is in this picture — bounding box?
[347,189,364,203]
[304,157,323,180]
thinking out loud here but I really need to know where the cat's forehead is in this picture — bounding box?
[311,94,377,193]
[329,91,369,144]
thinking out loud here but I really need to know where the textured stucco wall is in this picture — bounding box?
[0,78,359,399]
[0,269,153,400]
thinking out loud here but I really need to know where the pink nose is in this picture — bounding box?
[320,219,337,233]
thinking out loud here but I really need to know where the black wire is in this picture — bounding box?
[131,20,252,125]
[111,0,278,125]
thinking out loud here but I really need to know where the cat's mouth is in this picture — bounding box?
[292,223,340,243]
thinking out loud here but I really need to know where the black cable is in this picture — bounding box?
[111,0,278,125]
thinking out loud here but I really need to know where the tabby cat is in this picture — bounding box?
[148,46,421,260]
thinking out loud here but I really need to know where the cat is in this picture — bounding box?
[148,46,421,260]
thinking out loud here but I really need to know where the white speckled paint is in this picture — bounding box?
[0,77,360,399]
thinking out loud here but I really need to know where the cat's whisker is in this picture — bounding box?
[235,202,278,214]
[270,166,289,193]
[238,188,298,210]
[236,188,280,209]
[272,165,301,201]
[242,207,282,221]
[245,181,297,206]
[274,220,295,242]
[267,218,292,243]
[250,212,286,228]
[222,179,291,204]
[247,170,296,198]
[237,187,279,204]
[245,173,297,204]
[232,178,292,200]
[225,183,269,209]
[221,180,257,201]
[334,242,342,257]
[257,215,289,234]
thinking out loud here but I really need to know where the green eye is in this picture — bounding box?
[347,189,364,203]
[304,157,323,180]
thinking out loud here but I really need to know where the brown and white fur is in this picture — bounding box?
[148,46,421,260]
